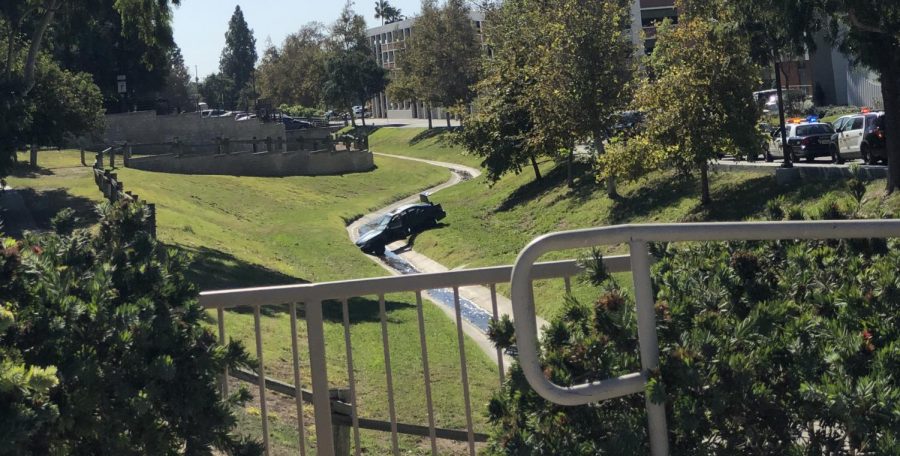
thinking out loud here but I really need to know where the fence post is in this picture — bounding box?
[108,173,118,201]
[276,136,284,153]
[629,241,670,456]
[115,182,124,202]
[80,149,86,166]
[265,136,273,153]
[109,146,116,168]
[124,145,133,167]
[331,389,351,456]
[252,137,258,153]
[223,137,231,155]
[147,203,157,239]
[306,299,335,456]
[174,137,184,157]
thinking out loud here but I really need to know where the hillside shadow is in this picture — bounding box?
[496,160,595,213]
[11,188,98,232]
[609,173,695,224]
[182,245,302,292]
[184,246,414,323]
[409,127,453,145]
[8,163,55,178]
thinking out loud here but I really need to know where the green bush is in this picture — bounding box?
[0,202,261,455]
[487,200,900,454]
[278,104,324,118]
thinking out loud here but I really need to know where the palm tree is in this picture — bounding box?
[374,0,389,26]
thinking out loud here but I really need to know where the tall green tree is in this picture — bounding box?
[599,0,761,205]
[819,2,900,192]
[323,2,386,126]
[198,73,235,110]
[26,55,105,148]
[219,5,257,110]
[396,0,481,128]
[160,46,193,113]
[257,23,328,108]
[374,0,403,25]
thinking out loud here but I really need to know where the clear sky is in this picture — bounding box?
[172,0,421,80]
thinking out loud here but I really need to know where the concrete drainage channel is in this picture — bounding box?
[346,153,522,364]
[357,220,494,332]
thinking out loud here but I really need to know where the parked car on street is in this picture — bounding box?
[766,122,838,162]
[861,113,887,164]
[833,112,885,164]
[356,201,446,255]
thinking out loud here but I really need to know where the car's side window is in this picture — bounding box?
[834,118,848,131]
[851,117,864,130]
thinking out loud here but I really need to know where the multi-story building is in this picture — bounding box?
[366,1,882,119]
[366,12,486,119]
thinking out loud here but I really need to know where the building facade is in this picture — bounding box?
[366,1,882,119]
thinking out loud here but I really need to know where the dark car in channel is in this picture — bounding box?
[356,202,446,255]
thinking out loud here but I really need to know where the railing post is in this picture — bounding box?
[330,389,351,456]
[109,146,116,168]
[629,240,669,456]
[306,299,335,456]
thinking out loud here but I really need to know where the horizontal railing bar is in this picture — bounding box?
[230,368,486,442]
[199,256,632,309]
[332,414,489,443]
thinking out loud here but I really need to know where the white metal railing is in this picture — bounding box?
[199,255,633,456]
[509,220,900,456]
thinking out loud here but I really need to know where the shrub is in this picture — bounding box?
[487,205,900,454]
[0,201,261,455]
[278,104,324,118]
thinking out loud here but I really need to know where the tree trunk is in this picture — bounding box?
[530,155,542,181]
[881,57,900,193]
[23,0,60,95]
[593,129,618,199]
[446,112,451,129]
[361,108,367,127]
[566,149,574,188]
[700,162,711,205]
[774,60,792,168]
[30,143,37,167]
[427,104,433,129]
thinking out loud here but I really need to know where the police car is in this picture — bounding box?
[766,116,839,163]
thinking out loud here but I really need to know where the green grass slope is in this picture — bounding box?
[6,150,497,455]
[365,128,900,318]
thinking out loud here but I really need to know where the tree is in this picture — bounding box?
[0,202,261,454]
[819,2,900,192]
[323,2,386,126]
[374,0,404,25]
[160,46,194,113]
[219,5,257,110]
[26,55,105,148]
[323,49,387,127]
[520,0,634,193]
[198,73,235,110]
[257,23,328,108]
[396,0,481,128]
[599,2,761,205]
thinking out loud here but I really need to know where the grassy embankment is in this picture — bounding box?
[367,127,900,318]
[6,150,498,455]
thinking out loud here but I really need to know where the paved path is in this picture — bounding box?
[347,153,547,367]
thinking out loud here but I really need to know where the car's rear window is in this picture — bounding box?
[873,115,884,129]
[795,124,834,136]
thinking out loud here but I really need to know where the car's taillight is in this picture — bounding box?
[801,137,813,146]
[877,129,885,139]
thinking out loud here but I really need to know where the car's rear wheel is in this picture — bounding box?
[862,146,873,165]
[765,151,774,163]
